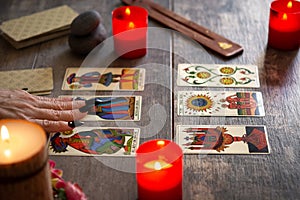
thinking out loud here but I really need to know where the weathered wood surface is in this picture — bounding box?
[0,0,299,199]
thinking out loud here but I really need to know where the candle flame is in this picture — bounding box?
[128,21,135,29]
[282,13,288,20]
[287,1,292,8]
[125,7,131,16]
[154,161,162,170]
[1,125,10,142]
[157,140,165,146]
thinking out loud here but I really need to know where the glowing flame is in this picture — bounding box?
[1,125,10,142]
[282,13,288,20]
[154,161,162,170]
[157,140,165,146]
[287,1,292,8]
[125,7,131,16]
[128,21,135,29]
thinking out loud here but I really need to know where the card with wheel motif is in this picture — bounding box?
[177,64,260,88]
[61,95,142,121]
[49,127,140,156]
[176,125,270,154]
[62,67,145,91]
[177,90,265,117]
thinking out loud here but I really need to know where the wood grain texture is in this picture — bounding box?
[0,0,299,199]
[173,0,300,200]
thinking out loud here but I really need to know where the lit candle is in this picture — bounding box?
[0,119,52,200]
[268,0,300,50]
[112,6,148,59]
[136,139,183,200]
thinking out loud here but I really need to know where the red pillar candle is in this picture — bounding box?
[112,6,148,59]
[268,0,300,50]
[136,139,183,200]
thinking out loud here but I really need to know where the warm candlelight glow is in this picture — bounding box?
[1,125,10,143]
[287,1,292,8]
[128,21,135,29]
[282,13,288,20]
[125,7,131,16]
[144,160,173,170]
[4,149,11,157]
[157,140,165,146]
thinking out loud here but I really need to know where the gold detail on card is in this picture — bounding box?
[218,42,233,49]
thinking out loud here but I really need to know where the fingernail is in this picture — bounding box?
[68,121,84,128]
[79,105,90,113]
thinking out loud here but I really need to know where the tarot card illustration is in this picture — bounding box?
[177,64,260,88]
[63,95,142,121]
[62,67,145,91]
[177,91,265,116]
[176,125,270,154]
[49,127,140,156]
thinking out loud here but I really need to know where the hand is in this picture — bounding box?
[0,89,87,133]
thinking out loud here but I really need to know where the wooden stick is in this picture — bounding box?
[122,0,243,57]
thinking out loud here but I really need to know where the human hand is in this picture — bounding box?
[0,89,87,133]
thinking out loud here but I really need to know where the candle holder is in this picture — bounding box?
[112,6,148,59]
[0,119,52,200]
[268,0,300,50]
[136,139,183,200]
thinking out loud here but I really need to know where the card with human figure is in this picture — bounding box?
[49,127,140,156]
[177,90,265,117]
[177,64,260,88]
[176,125,270,154]
[62,95,142,121]
[62,67,145,91]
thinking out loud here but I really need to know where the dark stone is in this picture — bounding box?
[68,24,108,55]
[70,10,102,36]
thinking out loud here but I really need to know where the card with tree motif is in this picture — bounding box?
[49,127,140,156]
[177,64,260,88]
[177,90,265,117]
[62,95,142,121]
[176,125,270,154]
[62,67,145,91]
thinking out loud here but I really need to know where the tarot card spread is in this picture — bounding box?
[49,127,140,156]
[64,95,142,121]
[176,125,270,154]
[177,64,260,88]
[177,91,265,117]
[62,67,145,91]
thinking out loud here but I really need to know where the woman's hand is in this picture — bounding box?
[0,89,87,133]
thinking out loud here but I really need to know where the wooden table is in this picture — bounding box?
[1,0,299,199]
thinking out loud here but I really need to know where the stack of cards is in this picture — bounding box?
[0,5,78,49]
[0,68,53,95]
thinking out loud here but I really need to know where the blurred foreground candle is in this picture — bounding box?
[112,6,148,59]
[136,139,183,200]
[0,119,52,200]
[268,0,300,50]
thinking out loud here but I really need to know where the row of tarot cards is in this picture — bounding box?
[49,64,270,156]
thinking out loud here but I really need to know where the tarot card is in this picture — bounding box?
[49,127,140,156]
[62,67,145,91]
[177,64,260,88]
[63,95,142,121]
[177,90,265,117]
[176,125,270,154]
[0,68,53,95]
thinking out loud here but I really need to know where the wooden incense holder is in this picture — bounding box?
[122,0,243,57]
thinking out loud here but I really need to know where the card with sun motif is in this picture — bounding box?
[49,127,140,156]
[177,90,265,116]
[176,125,270,154]
[177,64,260,88]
